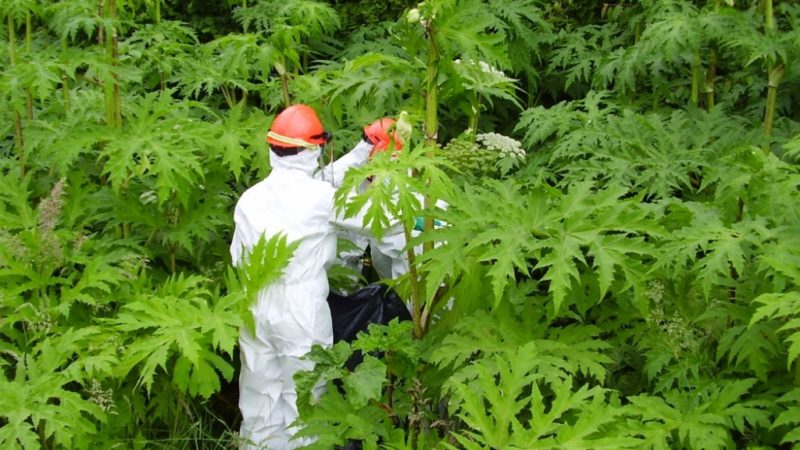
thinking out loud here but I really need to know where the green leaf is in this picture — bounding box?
[751,291,800,369]
[0,335,106,450]
[110,274,245,398]
[342,355,387,408]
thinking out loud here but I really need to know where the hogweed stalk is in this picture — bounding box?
[705,48,717,109]
[25,11,33,120]
[762,0,781,153]
[691,48,701,106]
[8,16,26,171]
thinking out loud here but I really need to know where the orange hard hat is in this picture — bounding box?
[364,118,403,157]
[267,104,331,149]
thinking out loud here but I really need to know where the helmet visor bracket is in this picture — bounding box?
[310,131,333,144]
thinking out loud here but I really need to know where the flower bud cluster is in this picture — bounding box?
[87,379,117,413]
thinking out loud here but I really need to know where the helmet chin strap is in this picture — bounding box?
[316,142,336,187]
[317,148,325,174]
[329,142,334,186]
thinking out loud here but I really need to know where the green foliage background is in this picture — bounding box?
[1,0,800,448]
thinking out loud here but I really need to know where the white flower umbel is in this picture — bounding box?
[453,58,507,78]
[476,132,526,159]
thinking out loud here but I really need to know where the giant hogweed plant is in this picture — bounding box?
[298,144,798,447]
[0,170,298,448]
[296,146,800,450]
[3,0,800,448]
[543,0,800,139]
[0,1,285,447]
[295,0,541,138]
[296,61,800,450]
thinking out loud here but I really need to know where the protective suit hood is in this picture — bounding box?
[269,148,322,177]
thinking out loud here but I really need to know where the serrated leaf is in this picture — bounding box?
[342,355,386,408]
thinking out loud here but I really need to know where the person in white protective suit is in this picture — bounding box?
[230,104,391,450]
[339,118,446,281]
[334,118,405,280]
[361,118,413,280]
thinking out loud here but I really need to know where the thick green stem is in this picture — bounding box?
[422,23,439,251]
[112,2,121,126]
[761,0,781,153]
[103,3,113,124]
[8,17,26,165]
[703,0,721,110]
[419,283,447,337]
[411,22,441,341]
[25,12,33,120]
[106,0,122,127]
[25,12,32,49]
[97,0,105,44]
[705,48,717,109]
[155,0,161,23]
[765,0,774,30]
[104,84,114,126]
[690,49,701,106]
[13,103,25,138]
[423,28,439,148]
[404,225,423,339]
[762,64,784,153]
[13,110,25,161]
[241,0,248,32]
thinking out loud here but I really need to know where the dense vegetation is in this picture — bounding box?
[1,0,800,448]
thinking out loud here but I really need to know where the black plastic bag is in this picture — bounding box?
[328,284,411,450]
[327,284,410,450]
[327,283,411,344]
[327,283,411,370]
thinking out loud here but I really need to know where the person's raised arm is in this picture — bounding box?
[315,139,373,188]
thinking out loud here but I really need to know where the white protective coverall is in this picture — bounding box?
[370,228,415,279]
[330,175,413,281]
[230,140,374,450]
[348,191,446,281]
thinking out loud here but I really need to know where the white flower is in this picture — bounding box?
[476,132,526,158]
[452,59,506,78]
[139,190,158,205]
[407,8,421,23]
[478,60,505,77]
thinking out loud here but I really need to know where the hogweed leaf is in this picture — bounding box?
[751,292,800,370]
[342,355,386,408]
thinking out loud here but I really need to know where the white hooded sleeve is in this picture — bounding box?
[315,140,373,188]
